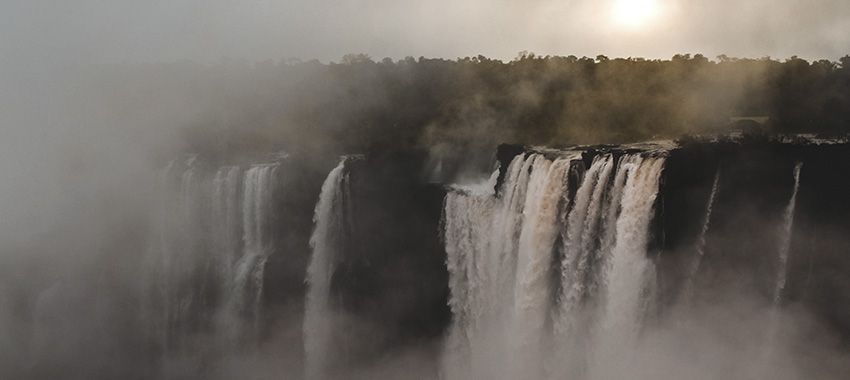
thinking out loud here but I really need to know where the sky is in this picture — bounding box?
[2,0,850,66]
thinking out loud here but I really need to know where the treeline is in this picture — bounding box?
[88,53,850,163]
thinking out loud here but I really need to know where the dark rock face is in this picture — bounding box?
[791,145,850,342]
[661,138,850,342]
[327,150,450,367]
[261,155,338,346]
[495,143,526,194]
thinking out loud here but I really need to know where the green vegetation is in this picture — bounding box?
[93,54,850,158]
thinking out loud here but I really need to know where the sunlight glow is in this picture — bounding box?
[611,0,661,30]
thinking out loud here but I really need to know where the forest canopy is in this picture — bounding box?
[86,53,850,164]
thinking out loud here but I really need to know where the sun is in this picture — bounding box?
[611,0,661,30]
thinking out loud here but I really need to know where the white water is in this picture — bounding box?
[149,155,209,353]
[304,158,352,380]
[212,166,243,274]
[681,168,721,302]
[441,152,667,380]
[774,162,803,304]
[760,161,804,374]
[147,158,281,355]
[557,155,613,337]
[443,153,576,379]
[512,156,572,377]
[231,163,278,341]
[211,166,243,342]
[593,156,666,377]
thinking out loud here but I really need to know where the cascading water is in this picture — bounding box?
[211,166,243,342]
[512,155,573,378]
[212,166,243,275]
[441,150,667,380]
[442,153,576,380]
[759,161,804,373]
[145,156,282,358]
[230,163,279,341]
[591,156,665,377]
[147,155,211,354]
[552,154,615,375]
[774,162,803,304]
[557,154,613,335]
[441,170,502,380]
[304,157,354,380]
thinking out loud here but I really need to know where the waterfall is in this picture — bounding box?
[593,156,665,370]
[578,155,616,293]
[759,161,804,375]
[441,150,666,380]
[212,166,243,275]
[774,162,803,304]
[211,166,243,342]
[511,156,573,377]
[680,168,721,302]
[557,154,613,336]
[441,164,507,380]
[442,188,498,380]
[149,155,210,354]
[231,163,279,340]
[304,157,354,380]
[442,153,576,379]
[146,157,281,357]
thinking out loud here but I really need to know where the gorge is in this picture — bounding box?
[130,135,850,379]
[8,135,850,379]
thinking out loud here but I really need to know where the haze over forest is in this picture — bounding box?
[2,1,850,379]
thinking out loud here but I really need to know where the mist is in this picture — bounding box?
[2,0,850,379]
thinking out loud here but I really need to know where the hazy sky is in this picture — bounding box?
[2,0,849,65]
